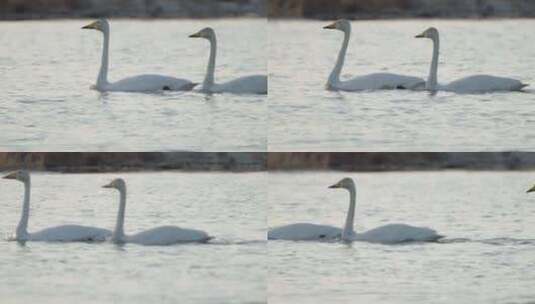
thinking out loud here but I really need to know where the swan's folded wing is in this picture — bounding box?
[336,73,425,91]
[268,223,341,241]
[445,75,526,93]
[30,225,111,242]
[128,225,210,245]
[356,223,442,244]
[215,75,267,94]
[108,74,195,92]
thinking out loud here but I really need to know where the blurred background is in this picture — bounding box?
[3,152,535,172]
[0,152,266,172]
[0,0,266,19]
[268,0,535,19]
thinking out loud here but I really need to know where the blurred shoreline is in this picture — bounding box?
[269,0,535,19]
[267,153,535,172]
[0,0,266,20]
[2,153,535,173]
[0,153,267,173]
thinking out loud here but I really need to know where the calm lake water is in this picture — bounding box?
[268,171,535,304]
[0,19,266,151]
[0,171,266,304]
[268,20,535,151]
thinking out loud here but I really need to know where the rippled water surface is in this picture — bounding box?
[0,19,266,151]
[268,20,535,151]
[269,171,535,304]
[0,171,266,304]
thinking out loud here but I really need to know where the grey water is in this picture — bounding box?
[0,19,266,151]
[268,171,535,304]
[0,171,266,304]
[268,20,535,151]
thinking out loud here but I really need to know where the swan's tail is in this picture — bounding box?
[202,236,214,243]
[181,82,198,91]
[430,234,446,242]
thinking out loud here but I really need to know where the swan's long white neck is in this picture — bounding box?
[16,179,31,239]
[328,27,350,86]
[97,28,110,88]
[112,185,126,243]
[426,33,439,91]
[202,34,217,91]
[342,183,356,240]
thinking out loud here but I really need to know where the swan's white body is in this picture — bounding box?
[103,178,211,246]
[123,226,210,246]
[442,75,527,93]
[83,19,196,92]
[14,225,111,242]
[416,27,527,94]
[268,223,342,241]
[94,75,196,92]
[324,20,424,91]
[4,171,111,242]
[329,73,424,91]
[268,178,442,244]
[189,27,267,95]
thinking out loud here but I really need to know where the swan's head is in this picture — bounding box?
[415,27,438,40]
[103,178,126,190]
[189,27,215,40]
[3,170,30,183]
[527,184,535,193]
[328,177,355,191]
[82,18,109,33]
[323,19,351,32]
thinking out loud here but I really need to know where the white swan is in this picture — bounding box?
[82,19,196,92]
[102,178,211,245]
[189,27,267,95]
[415,27,528,94]
[3,170,111,242]
[268,177,442,243]
[323,19,424,91]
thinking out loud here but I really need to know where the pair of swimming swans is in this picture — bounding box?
[82,19,267,94]
[268,177,443,244]
[325,19,527,94]
[4,170,210,245]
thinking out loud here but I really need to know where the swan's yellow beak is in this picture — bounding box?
[527,185,535,193]
[2,172,16,179]
[82,21,99,30]
[415,32,425,38]
[189,32,201,38]
[328,182,340,189]
[323,22,337,30]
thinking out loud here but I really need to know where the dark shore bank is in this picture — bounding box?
[0,0,266,20]
[2,153,535,173]
[268,0,535,19]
